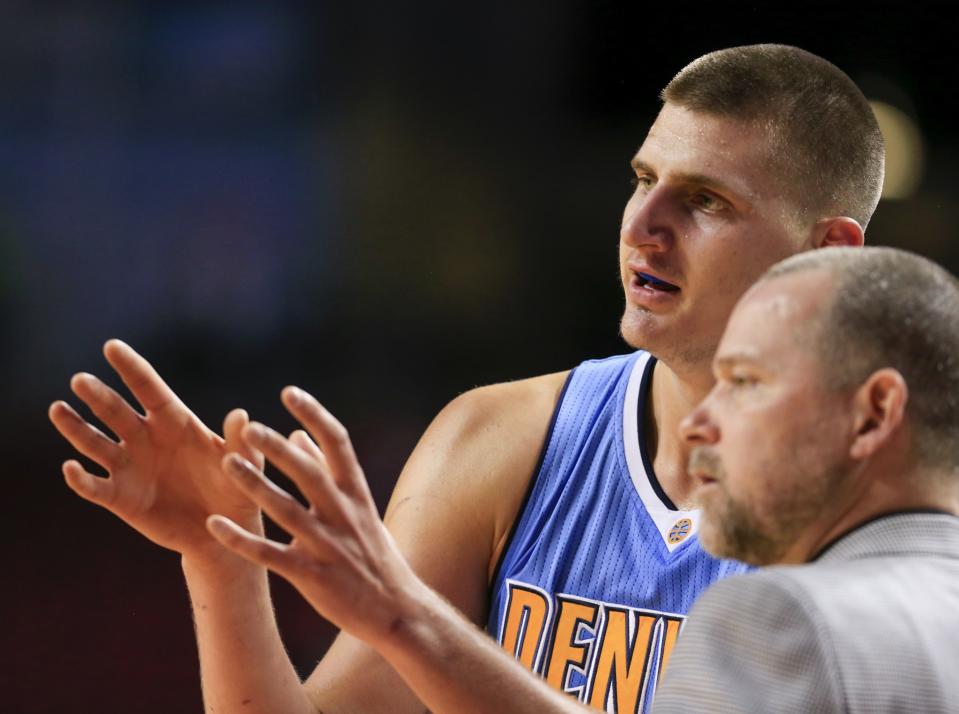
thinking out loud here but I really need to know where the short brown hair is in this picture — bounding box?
[763,247,959,471]
[662,45,885,229]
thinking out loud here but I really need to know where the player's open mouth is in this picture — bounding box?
[636,272,680,292]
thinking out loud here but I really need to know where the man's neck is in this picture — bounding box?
[645,357,715,509]
[781,461,959,564]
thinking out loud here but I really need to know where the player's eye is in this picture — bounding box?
[631,174,655,191]
[690,192,726,211]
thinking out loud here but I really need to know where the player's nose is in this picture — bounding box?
[620,185,676,252]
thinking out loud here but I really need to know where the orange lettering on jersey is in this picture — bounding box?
[588,610,656,712]
[500,582,551,671]
[495,581,689,708]
[545,597,601,694]
[658,616,682,678]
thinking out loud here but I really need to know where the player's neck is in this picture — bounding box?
[645,359,715,509]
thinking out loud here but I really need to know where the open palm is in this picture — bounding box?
[49,340,264,558]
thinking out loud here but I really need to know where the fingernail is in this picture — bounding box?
[246,423,266,441]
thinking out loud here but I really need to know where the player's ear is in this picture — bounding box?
[849,368,908,460]
[812,216,865,249]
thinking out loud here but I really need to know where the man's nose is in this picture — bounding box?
[621,185,677,251]
[679,400,720,446]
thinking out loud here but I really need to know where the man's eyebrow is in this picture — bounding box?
[629,158,742,197]
[713,352,761,371]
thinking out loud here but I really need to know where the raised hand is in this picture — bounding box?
[206,387,429,643]
[48,339,264,560]
[207,388,592,714]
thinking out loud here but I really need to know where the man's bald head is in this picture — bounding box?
[760,247,959,472]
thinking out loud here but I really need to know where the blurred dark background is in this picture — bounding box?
[3,1,956,711]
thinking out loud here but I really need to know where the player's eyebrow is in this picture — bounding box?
[630,157,750,200]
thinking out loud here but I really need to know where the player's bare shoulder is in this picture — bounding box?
[411,371,568,479]
[383,371,570,593]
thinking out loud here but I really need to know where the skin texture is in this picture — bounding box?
[49,103,865,712]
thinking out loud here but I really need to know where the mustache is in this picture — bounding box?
[688,446,725,480]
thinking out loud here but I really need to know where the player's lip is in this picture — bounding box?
[627,264,681,292]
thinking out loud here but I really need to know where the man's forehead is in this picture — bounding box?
[634,103,774,199]
[717,270,836,363]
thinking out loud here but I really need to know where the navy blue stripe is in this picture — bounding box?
[635,356,679,512]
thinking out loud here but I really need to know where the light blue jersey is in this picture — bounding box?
[487,351,752,712]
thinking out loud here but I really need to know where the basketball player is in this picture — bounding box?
[206,247,959,713]
[48,45,884,713]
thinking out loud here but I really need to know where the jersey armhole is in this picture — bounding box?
[486,368,577,595]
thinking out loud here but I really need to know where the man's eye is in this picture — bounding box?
[730,374,756,388]
[691,192,725,211]
[631,174,655,190]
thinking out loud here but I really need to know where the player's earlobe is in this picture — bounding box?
[813,216,865,250]
[849,368,908,460]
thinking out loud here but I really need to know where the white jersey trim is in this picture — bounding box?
[622,352,701,553]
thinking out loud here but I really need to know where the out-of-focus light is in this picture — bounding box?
[870,100,924,200]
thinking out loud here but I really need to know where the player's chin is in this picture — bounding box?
[619,307,671,350]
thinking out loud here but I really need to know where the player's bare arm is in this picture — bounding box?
[50,338,569,712]
[298,369,569,711]
[209,386,589,714]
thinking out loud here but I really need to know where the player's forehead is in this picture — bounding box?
[632,103,776,201]
[716,270,835,370]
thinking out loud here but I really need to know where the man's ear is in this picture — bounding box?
[812,216,865,249]
[850,368,908,460]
